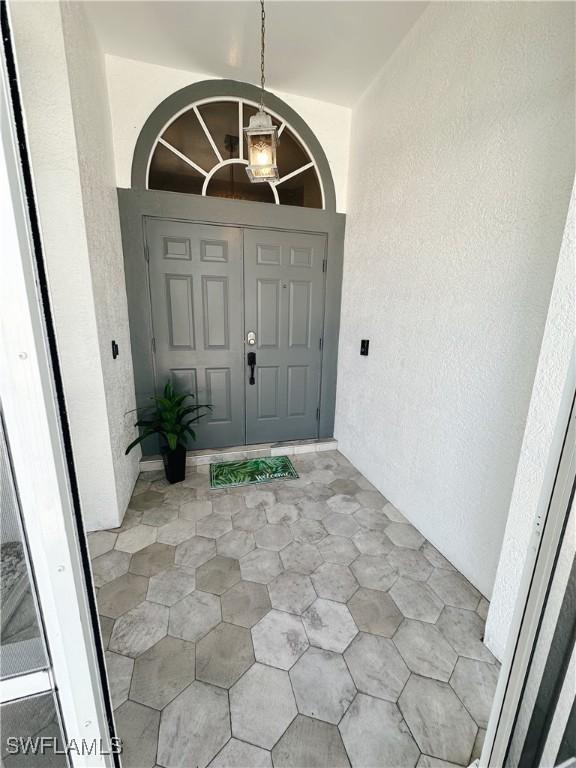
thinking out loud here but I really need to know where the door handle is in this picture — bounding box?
[247,352,256,385]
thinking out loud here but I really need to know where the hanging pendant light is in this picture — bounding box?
[244,0,279,183]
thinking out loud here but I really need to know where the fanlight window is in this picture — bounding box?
[148,99,324,209]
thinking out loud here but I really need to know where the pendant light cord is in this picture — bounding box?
[260,0,266,110]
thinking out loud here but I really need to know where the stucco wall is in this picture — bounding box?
[104,54,351,213]
[485,184,575,660]
[10,1,138,530]
[335,1,575,603]
[60,3,139,524]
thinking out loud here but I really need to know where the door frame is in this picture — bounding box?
[118,188,345,451]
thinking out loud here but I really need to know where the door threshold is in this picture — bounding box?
[139,438,338,472]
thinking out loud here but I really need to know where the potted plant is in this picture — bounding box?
[125,381,210,484]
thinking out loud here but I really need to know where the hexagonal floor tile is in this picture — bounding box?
[398,675,478,765]
[208,739,272,768]
[158,681,230,768]
[99,615,113,649]
[352,529,393,556]
[233,506,267,532]
[97,573,148,619]
[326,494,360,514]
[114,700,159,768]
[318,535,359,565]
[290,647,356,724]
[197,513,233,539]
[180,499,213,522]
[109,600,168,658]
[252,609,309,669]
[428,570,481,610]
[156,519,196,546]
[130,635,195,709]
[105,651,133,709]
[273,715,350,768]
[382,502,408,523]
[394,620,457,682]
[221,580,271,627]
[129,490,164,511]
[197,556,241,595]
[216,529,255,559]
[147,566,196,606]
[280,542,323,574]
[91,550,131,588]
[354,508,391,532]
[268,571,316,615]
[196,622,255,688]
[88,531,117,560]
[141,505,179,527]
[175,535,217,569]
[385,522,425,550]
[169,591,221,641]
[312,563,358,603]
[129,542,175,577]
[416,756,463,768]
[266,503,300,525]
[297,499,331,521]
[350,555,397,591]
[291,519,327,545]
[302,599,358,653]
[340,694,420,768]
[355,490,386,509]
[212,495,246,517]
[255,524,293,551]
[331,479,361,496]
[450,657,499,728]
[345,632,409,701]
[244,490,276,508]
[387,547,434,581]
[436,606,495,663]
[420,541,456,571]
[240,549,283,583]
[229,663,297,749]
[323,512,359,538]
[347,588,403,637]
[389,577,444,622]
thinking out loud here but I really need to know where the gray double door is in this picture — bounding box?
[145,218,326,449]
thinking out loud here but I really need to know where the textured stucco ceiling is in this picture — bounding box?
[84,1,428,107]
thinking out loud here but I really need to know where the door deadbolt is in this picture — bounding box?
[247,331,256,346]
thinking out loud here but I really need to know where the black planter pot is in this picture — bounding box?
[162,444,187,484]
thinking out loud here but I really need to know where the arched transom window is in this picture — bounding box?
[148,98,324,209]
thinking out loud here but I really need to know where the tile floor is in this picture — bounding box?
[90,450,500,768]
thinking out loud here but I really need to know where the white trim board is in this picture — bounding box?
[139,439,338,471]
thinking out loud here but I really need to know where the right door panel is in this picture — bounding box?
[244,229,326,444]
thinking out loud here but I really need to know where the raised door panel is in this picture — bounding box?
[145,218,244,450]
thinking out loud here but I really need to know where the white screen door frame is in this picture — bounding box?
[1,38,114,767]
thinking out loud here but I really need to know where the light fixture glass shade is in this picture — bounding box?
[244,110,279,182]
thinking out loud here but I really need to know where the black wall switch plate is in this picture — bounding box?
[360,339,369,356]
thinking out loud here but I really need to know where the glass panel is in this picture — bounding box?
[162,108,214,172]
[1,692,68,766]
[0,414,48,680]
[277,166,322,209]
[242,104,281,160]
[276,127,310,179]
[149,143,205,196]
[198,102,241,161]
[206,162,276,204]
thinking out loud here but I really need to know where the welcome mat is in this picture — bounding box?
[210,456,299,489]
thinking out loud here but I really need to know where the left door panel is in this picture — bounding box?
[145,219,245,450]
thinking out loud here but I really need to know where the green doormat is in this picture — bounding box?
[210,455,299,489]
